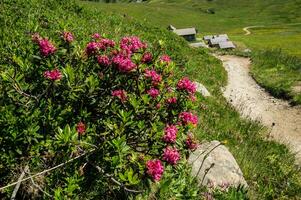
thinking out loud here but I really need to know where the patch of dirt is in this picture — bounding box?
[217,55,301,164]
[242,26,264,35]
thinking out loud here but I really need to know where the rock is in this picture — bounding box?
[188,140,248,189]
[194,82,211,97]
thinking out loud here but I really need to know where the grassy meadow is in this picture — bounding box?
[81,0,301,104]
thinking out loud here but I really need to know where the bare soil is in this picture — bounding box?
[217,55,301,164]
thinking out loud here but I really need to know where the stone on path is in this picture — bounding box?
[194,82,211,97]
[188,140,248,189]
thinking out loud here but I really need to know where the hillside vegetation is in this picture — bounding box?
[1,0,301,199]
[81,0,301,104]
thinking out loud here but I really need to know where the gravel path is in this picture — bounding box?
[217,55,301,164]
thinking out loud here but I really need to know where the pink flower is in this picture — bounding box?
[141,52,153,63]
[162,125,178,143]
[166,97,177,104]
[160,55,171,63]
[97,55,111,67]
[38,39,56,56]
[62,31,74,43]
[112,54,136,72]
[112,90,127,102]
[86,42,99,56]
[189,95,197,102]
[43,69,62,81]
[147,88,160,98]
[162,146,180,165]
[144,69,162,85]
[179,112,198,126]
[186,134,198,151]
[120,36,147,54]
[177,77,197,94]
[92,33,101,39]
[146,159,164,181]
[98,38,115,50]
[76,122,86,135]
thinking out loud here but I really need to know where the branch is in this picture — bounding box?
[25,168,53,198]
[0,149,95,191]
[10,165,29,200]
[91,163,143,193]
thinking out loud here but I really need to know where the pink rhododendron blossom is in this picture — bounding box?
[166,97,177,104]
[62,31,74,43]
[162,125,178,143]
[179,112,198,126]
[186,134,198,151]
[162,146,180,165]
[38,39,56,56]
[86,42,99,56]
[146,159,164,181]
[147,88,160,98]
[98,38,115,50]
[177,77,197,94]
[156,103,161,109]
[92,33,101,39]
[43,69,62,81]
[76,122,86,135]
[144,69,162,85]
[112,90,127,102]
[112,54,136,72]
[120,36,147,54]
[160,54,171,63]
[97,55,111,67]
[141,52,153,63]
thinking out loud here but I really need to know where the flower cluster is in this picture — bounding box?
[38,38,56,57]
[62,31,74,43]
[177,77,197,94]
[120,36,147,54]
[98,38,115,50]
[162,125,178,143]
[179,112,198,126]
[160,55,171,63]
[166,97,177,104]
[86,42,99,56]
[112,54,136,72]
[144,69,162,86]
[147,88,160,98]
[43,69,62,81]
[162,146,180,165]
[112,90,127,102]
[146,159,164,181]
[97,55,111,67]
[76,122,86,135]
[141,52,153,63]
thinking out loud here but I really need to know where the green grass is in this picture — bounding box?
[1,0,301,199]
[251,49,301,105]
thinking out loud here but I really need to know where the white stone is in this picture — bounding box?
[188,140,248,188]
[194,82,211,97]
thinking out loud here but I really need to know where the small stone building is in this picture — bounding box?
[168,25,197,42]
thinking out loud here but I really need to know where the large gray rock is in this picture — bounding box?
[194,82,211,97]
[188,140,247,189]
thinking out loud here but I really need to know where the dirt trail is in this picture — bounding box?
[243,26,264,35]
[217,55,301,164]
